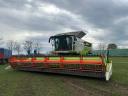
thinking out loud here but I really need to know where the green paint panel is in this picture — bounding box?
[49,57,60,60]
[64,57,80,60]
[83,57,101,60]
[36,57,45,60]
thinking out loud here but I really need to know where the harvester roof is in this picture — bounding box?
[50,31,86,39]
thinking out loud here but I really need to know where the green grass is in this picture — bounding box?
[0,57,128,96]
[111,57,128,84]
[0,65,71,96]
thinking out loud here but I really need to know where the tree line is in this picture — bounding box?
[98,43,118,50]
[2,38,118,55]
[6,40,42,55]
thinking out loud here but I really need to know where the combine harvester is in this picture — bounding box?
[9,31,112,81]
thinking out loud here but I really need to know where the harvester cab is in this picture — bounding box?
[49,31,92,55]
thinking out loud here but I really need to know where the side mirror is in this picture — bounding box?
[49,37,53,43]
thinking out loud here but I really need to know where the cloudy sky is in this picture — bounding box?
[0,0,128,52]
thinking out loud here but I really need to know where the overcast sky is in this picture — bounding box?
[0,0,128,52]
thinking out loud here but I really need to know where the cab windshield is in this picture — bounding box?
[52,36,73,51]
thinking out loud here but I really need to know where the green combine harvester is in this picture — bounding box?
[9,31,112,81]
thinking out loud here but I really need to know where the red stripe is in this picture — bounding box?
[0,53,4,59]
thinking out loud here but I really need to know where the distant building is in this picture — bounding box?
[93,49,128,56]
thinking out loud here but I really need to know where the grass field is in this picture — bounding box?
[0,57,128,96]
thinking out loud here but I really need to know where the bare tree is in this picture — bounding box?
[23,40,33,55]
[6,40,15,51]
[14,42,22,55]
[98,43,106,50]
[33,42,42,54]
[98,43,107,55]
